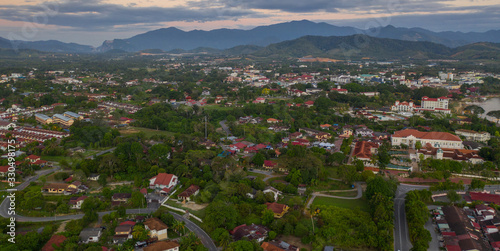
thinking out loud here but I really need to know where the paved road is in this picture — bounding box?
[306,181,363,210]
[219,120,232,136]
[87,147,116,159]
[169,211,217,251]
[394,184,429,251]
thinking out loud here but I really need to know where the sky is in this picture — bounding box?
[0,0,499,47]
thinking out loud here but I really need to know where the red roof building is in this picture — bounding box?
[41,235,67,251]
[391,129,463,149]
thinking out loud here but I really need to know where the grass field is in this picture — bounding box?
[246,171,267,180]
[119,126,177,138]
[325,190,358,197]
[202,105,234,111]
[312,197,370,212]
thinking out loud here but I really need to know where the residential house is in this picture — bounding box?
[230,224,269,242]
[79,228,102,243]
[149,173,178,193]
[415,143,483,164]
[113,225,133,244]
[42,183,75,194]
[353,141,379,166]
[267,118,281,124]
[320,124,331,129]
[143,241,180,251]
[263,186,282,201]
[112,193,131,205]
[340,126,353,138]
[261,241,299,251]
[41,235,67,251]
[177,184,200,202]
[391,129,463,149]
[266,202,289,218]
[199,139,216,149]
[304,101,314,108]
[88,173,100,181]
[0,120,16,130]
[330,86,348,94]
[455,129,491,143]
[263,160,277,170]
[144,217,169,240]
[253,97,266,104]
[69,196,88,209]
[315,132,332,142]
[355,127,374,138]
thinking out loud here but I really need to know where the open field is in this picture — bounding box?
[312,197,370,212]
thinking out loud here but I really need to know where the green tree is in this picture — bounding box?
[204,201,238,231]
[447,190,461,204]
[469,178,486,190]
[252,153,265,167]
[130,191,145,208]
[261,209,275,226]
[487,110,500,123]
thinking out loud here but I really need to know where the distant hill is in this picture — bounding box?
[98,20,500,52]
[0,37,94,53]
[247,35,453,60]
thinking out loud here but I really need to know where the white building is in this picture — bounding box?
[391,129,463,149]
[149,173,178,191]
[455,129,491,143]
[391,101,418,112]
[420,96,450,113]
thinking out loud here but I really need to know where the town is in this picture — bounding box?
[1,52,500,251]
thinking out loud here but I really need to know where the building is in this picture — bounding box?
[63,111,84,120]
[143,241,180,251]
[231,224,269,242]
[112,193,131,205]
[79,228,102,243]
[69,196,88,209]
[177,184,200,202]
[149,173,178,193]
[113,225,133,244]
[0,120,16,130]
[420,96,450,113]
[415,143,484,164]
[266,202,289,218]
[391,129,463,149]
[144,217,169,240]
[42,183,74,194]
[41,235,67,251]
[353,141,379,165]
[35,113,53,124]
[52,114,74,126]
[263,186,282,201]
[261,241,299,251]
[455,129,491,143]
[391,101,418,112]
[263,160,278,170]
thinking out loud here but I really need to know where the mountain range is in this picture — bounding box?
[1,20,500,53]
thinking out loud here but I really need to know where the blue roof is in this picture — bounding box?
[53,114,73,122]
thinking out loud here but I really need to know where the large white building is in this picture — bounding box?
[391,129,463,149]
[420,96,450,113]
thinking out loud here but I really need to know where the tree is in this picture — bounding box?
[469,178,486,191]
[98,174,107,187]
[447,190,461,204]
[365,176,397,201]
[132,225,149,240]
[204,201,238,231]
[487,110,500,123]
[268,231,277,240]
[261,209,275,226]
[252,153,265,166]
[117,206,126,217]
[376,142,391,172]
[464,105,485,115]
[130,191,145,208]
[415,141,422,151]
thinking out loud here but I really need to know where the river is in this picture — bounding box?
[469,97,500,123]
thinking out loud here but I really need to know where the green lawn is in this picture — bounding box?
[202,105,234,111]
[325,190,358,197]
[310,179,351,192]
[246,171,267,180]
[164,200,207,219]
[119,126,178,138]
[41,155,72,163]
[312,197,370,212]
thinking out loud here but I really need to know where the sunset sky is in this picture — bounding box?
[0,0,499,46]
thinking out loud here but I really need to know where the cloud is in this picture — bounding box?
[0,0,256,29]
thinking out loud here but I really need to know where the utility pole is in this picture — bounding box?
[204,116,207,139]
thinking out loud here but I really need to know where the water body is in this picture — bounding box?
[471,97,500,123]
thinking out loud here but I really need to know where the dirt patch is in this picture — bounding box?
[178,202,208,211]
[277,235,312,250]
[56,220,69,233]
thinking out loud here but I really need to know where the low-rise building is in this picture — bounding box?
[35,113,53,124]
[455,129,491,143]
[177,184,200,202]
[391,129,463,149]
[79,228,102,243]
[266,202,289,218]
[231,224,269,243]
[52,114,74,126]
[144,217,169,240]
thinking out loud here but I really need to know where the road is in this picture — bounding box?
[219,120,232,136]
[306,181,363,210]
[393,184,429,251]
[87,147,116,159]
[169,211,217,251]
[249,169,286,182]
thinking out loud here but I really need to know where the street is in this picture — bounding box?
[169,211,217,251]
[219,120,232,136]
[393,184,429,251]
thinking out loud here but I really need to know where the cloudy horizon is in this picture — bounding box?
[0,0,499,46]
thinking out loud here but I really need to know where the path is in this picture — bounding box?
[305,181,363,210]
[249,169,286,182]
[87,147,116,159]
[219,120,232,136]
